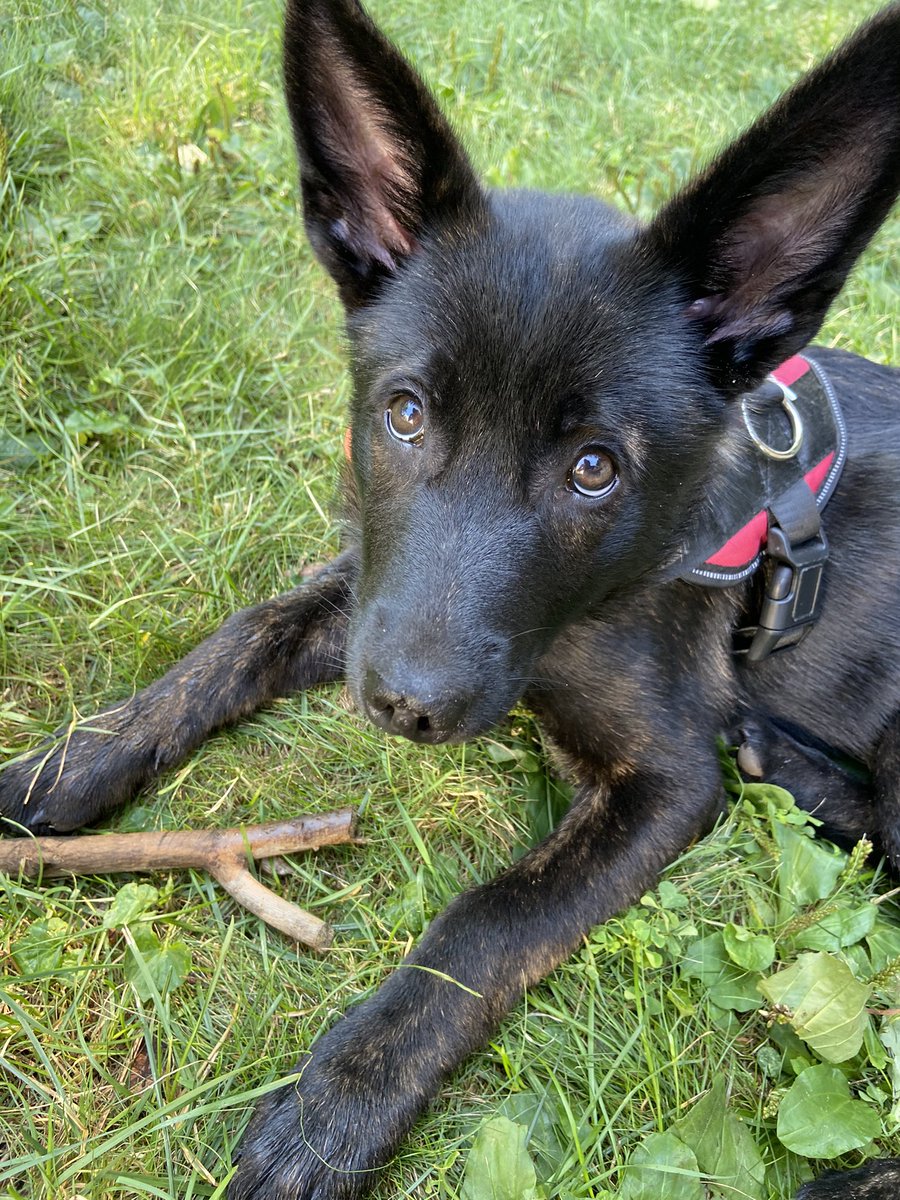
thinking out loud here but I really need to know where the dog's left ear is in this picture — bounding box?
[647,3,900,382]
[283,0,486,309]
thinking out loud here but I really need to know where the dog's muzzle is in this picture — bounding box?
[362,667,473,744]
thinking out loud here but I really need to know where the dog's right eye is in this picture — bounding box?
[569,447,618,498]
[385,394,425,444]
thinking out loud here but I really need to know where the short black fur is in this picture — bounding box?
[3,2,900,1196]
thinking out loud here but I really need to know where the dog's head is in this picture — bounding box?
[284,0,900,743]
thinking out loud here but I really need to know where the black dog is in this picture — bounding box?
[3,2,900,1197]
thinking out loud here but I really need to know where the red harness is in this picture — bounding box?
[679,352,846,660]
[697,355,844,578]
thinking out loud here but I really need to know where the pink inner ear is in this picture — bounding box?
[712,125,880,329]
[325,60,421,264]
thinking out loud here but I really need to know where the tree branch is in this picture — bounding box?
[0,810,359,951]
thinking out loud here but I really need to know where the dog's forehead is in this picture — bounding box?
[353,190,698,425]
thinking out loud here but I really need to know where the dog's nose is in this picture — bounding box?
[363,667,469,743]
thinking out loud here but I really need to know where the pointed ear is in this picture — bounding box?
[283,0,486,308]
[646,4,900,381]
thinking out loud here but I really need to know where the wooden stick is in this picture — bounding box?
[0,810,358,951]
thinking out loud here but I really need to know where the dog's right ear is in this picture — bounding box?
[283,0,485,309]
[646,2,900,384]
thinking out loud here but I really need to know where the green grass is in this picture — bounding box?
[1,0,899,1197]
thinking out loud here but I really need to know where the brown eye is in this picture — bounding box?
[570,447,617,497]
[385,393,425,444]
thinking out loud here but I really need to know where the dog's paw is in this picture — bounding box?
[0,702,171,833]
[227,1058,395,1200]
[0,744,100,833]
[227,1002,430,1200]
[795,1159,900,1199]
[0,740,124,834]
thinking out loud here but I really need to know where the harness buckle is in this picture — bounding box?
[733,523,828,664]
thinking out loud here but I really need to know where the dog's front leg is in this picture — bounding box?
[228,762,722,1200]
[0,548,359,833]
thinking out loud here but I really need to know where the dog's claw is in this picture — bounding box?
[737,739,766,778]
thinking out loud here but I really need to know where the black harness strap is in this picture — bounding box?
[673,353,847,664]
[733,479,828,662]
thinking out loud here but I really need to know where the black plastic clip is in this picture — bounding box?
[734,523,828,664]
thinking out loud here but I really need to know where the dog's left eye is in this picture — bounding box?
[385,393,425,444]
[569,448,617,497]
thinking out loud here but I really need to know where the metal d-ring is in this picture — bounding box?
[741,381,804,461]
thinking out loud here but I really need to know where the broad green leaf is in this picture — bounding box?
[774,822,844,907]
[34,38,76,66]
[767,1021,813,1066]
[776,1065,880,1157]
[460,1116,539,1200]
[114,804,176,833]
[64,408,130,444]
[102,882,160,930]
[681,934,763,1011]
[484,740,523,765]
[658,881,689,911]
[125,926,192,1001]
[744,880,779,929]
[522,771,572,843]
[498,1091,569,1176]
[723,923,775,972]
[673,1076,766,1200]
[756,1044,784,1079]
[866,925,900,974]
[77,6,105,34]
[864,1021,888,1071]
[11,916,68,975]
[0,433,50,468]
[741,782,801,815]
[619,1132,703,1200]
[23,209,102,246]
[794,904,878,952]
[879,1020,900,1123]
[382,878,426,936]
[759,953,870,1063]
[842,942,872,980]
